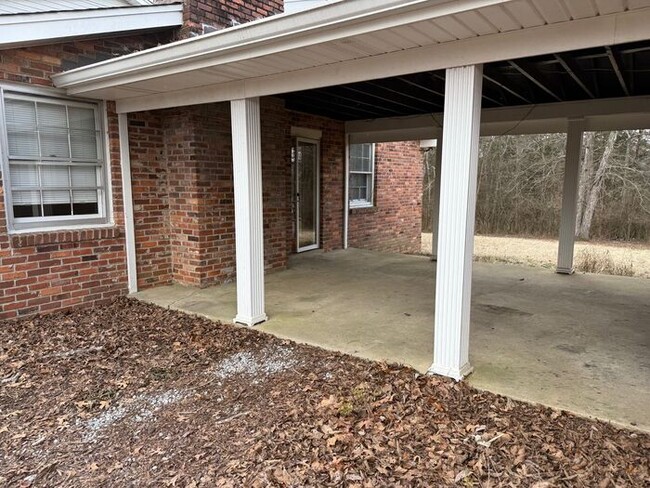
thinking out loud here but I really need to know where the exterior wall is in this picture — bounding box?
[348,141,423,254]
[128,111,172,290]
[131,97,346,291]
[0,1,286,319]
[0,35,171,321]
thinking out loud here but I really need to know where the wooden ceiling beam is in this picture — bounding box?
[554,53,595,98]
[508,60,563,102]
[605,46,630,96]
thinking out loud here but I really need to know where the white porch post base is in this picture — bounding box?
[557,118,584,275]
[231,97,267,326]
[234,312,268,327]
[428,362,474,382]
[430,65,482,380]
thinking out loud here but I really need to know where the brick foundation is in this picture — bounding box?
[348,141,423,254]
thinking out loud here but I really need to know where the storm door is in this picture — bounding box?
[295,138,320,252]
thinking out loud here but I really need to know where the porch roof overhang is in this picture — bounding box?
[51,0,650,117]
[0,3,183,49]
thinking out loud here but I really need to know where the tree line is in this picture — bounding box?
[422,130,650,242]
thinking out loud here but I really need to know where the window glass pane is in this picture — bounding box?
[10,164,39,187]
[43,190,71,204]
[71,166,98,187]
[12,190,41,205]
[39,127,70,158]
[73,201,99,215]
[349,144,362,159]
[68,107,95,130]
[43,191,72,217]
[13,203,42,218]
[43,203,72,216]
[70,130,98,159]
[350,143,372,172]
[7,130,39,158]
[72,190,98,204]
[37,103,68,128]
[5,99,36,128]
[41,166,69,187]
[349,173,368,190]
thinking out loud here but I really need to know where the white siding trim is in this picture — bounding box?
[118,113,138,293]
[0,4,182,49]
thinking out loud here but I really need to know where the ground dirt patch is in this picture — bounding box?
[1,298,648,486]
[422,233,650,278]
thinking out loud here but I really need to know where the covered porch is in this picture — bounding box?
[51,0,650,421]
[135,248,650,432]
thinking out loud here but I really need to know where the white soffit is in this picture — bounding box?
[51,0,650,113]
[0,3,183,49]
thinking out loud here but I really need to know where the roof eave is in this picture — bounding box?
[0,4,183,50]
[51,0,513,91]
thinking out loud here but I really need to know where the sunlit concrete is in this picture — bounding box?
[135,248,650,432]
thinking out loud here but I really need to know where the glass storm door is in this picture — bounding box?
[295,138,320,252]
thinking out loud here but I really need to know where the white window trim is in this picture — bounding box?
[348,142,375,209]
[0,83,113,234]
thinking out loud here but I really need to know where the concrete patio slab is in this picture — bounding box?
[135,248,650,432]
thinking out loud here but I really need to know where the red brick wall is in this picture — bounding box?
[130,97,345,291]
[177,0,284,38]
[0,2,290,319]
[128,111,172,290]
[0,98,129,320]
[348,141,423,254]
[0,34,171,320]
[0,34,172,86]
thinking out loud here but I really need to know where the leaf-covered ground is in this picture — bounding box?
[1,298,648,487]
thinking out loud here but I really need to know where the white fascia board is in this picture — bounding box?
[52,0,512,90]
[0,4,183,49]
[111,6,650,114]
[346,96,650,141]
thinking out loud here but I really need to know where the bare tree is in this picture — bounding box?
[576,131,618,239]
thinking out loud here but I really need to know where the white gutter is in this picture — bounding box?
[0,4,183,49]
[52,0,513,91]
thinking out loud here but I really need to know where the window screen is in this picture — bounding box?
[348,143,374,207]
[2,92,107,230]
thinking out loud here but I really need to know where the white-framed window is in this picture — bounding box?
[0,87,110,232]
[348,143,375,208]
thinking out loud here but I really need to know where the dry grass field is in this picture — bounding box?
[421,234,650,278]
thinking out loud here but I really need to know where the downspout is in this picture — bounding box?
[343,133,350,249]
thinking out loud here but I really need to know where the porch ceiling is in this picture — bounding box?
[51,0,650,114]
[282,40,650,121]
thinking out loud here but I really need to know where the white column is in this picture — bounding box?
[429,65,482,380]
[557,118,584,274]
[118,113,138,294]
[431,137,443,259]
[230,98,267,326]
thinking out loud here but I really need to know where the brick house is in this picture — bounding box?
[0,0,423,321]
[4,0,646,382]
